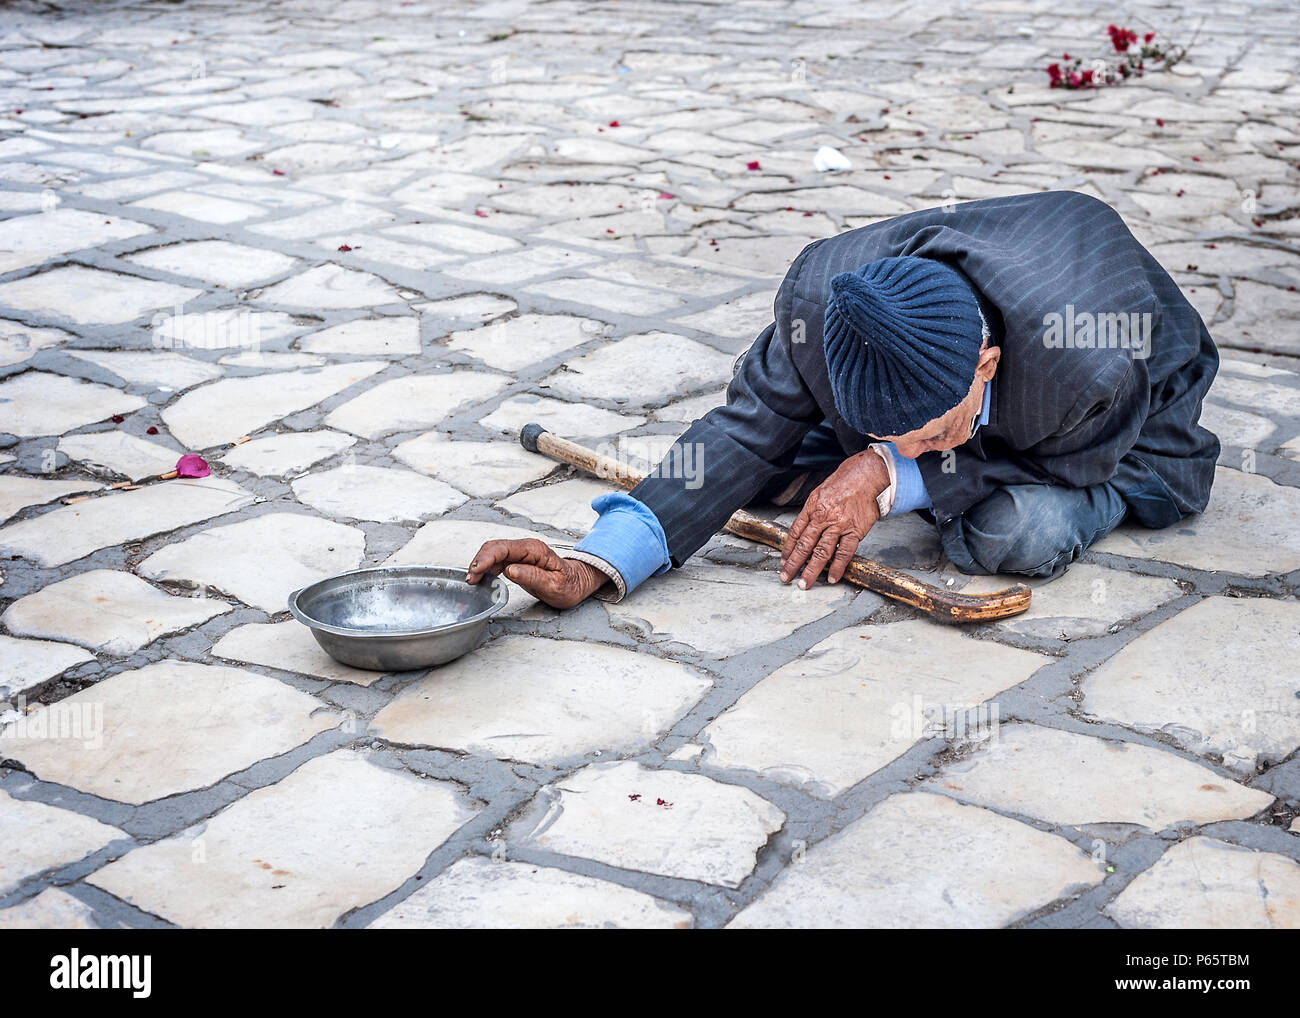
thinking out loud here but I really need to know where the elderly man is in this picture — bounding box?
[466,191,1220,609]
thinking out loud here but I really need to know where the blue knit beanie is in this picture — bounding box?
[823,256,985,437]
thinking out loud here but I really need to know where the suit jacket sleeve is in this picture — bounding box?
[627,268,825,567]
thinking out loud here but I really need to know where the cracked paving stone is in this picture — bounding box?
[371,635,711,763]
[87,749,476,928]
[702,620,1051,798]
[0,888,98,930]
[368,857,692,929]
[444,313,606,373]
[296,316,420,356]
[255,264,405,309]
[0,321,73,368]
[161,360,386,449]
[1105,837,1300,929]
[292,464,466,523]
[606,559,859,658]
[0,266,201,326]
[0,475,99,523]
[3,569,231,655]
[413,293,516,329]
[481,395,643,443]
[0,790,125,896]
[217,430,355,478]
[212,621,386,686]
[0,477,254,569]
[926,724,1273,829]
[508,759,783,888]
[323,371,507,439]
[0,371,146,437]
[0,661,338,805]
[0,633,94,700]
[672,290,774,340]
[390,434,554,498]
[729,792,1102,928]
[122,239,299,289]
[64,349,224,392]
[540,331,734,407]
[495,476,617,535]
[1093,467,1300,576]
[140,511,366,613]
[0,208,153,274]
[1082,596,1300,770]
[1216,281,1300,357]
[956,563,1183,640]
[58,431,183,481]
[384,518,556,618]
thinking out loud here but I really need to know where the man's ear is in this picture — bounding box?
[975,343,1000,382]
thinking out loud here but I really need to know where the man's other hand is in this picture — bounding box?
[780,449,891,590]
[464,537,608,609]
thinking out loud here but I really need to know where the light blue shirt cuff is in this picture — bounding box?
[880,443,932,514]
[573,492,672,595]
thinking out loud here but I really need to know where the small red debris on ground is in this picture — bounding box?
[175,454,210,479]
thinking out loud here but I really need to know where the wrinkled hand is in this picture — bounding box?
[464,538,608,609]
[780,449,891,589]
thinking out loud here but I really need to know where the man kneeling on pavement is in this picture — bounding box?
[466,191,1220,610]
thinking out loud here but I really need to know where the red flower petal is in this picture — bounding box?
[111,414,124,423]
[608,119,619,127]
[337,244,352,252]
[746,160,760,170]
[175,454,210,479]
[272,169,285,176]
[146,425,159,435]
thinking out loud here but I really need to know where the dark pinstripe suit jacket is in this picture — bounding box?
[629,191,1221,568]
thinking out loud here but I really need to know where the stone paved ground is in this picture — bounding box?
[0,0,1298,930]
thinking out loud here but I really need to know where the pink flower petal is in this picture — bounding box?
[175,454,210,479]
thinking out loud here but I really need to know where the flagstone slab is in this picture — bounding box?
[123,239,298,289]
[0,208,152,274]
[297,317,420,355]
[218,430,355,478]
[372,635,710,762]
[0,634,94,700]
[0,475,97,522]
[1105,837,1300,929]
[65,349,223,392]
[58,431,180,480]
[495,476,617,535]
[541,331,734,406]
[443,245,602,285]
[292,464,466,523]
[385,222,518,256]
[702,620,1050,798]
[525,276,688,316]
[161,361,386,449]
[368,857,692,929]
[730,792,1101,928]
[88,749,474,927]
[0,477,254,569]
[391,434,554,497]
[3,569,230,655]
[0,266,201,326]
[606,559,855,657]
[926,724,1272,829]
[256,264,403,309]
[0,888,98,929]
[0,661,337,805]
[509,760,782,888]
[1092,467,1300,575]
[1198,401,1277,449]
[139,511,366,613]
[445,313,605,372]
[384,518,554,617]
[212,621,385,686]
[480,395,642,442]
[0,322,73,369]
[1216,281,1300,357]
[324,371,507,438]
[131,188,265,223]
[1082,596,1300,766]
[0,371,146,437]
[0,790,124,895]
[956,563,1183,640]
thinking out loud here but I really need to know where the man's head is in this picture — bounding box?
[822,255,999,457]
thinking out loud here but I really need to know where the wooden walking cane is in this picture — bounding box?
[519,424,1031,623]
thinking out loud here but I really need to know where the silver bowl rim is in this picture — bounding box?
[287,564,509,640]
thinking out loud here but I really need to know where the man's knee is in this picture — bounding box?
[940,483,1127,578]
